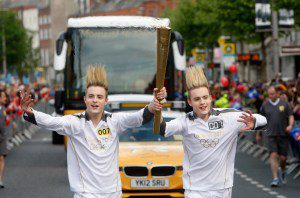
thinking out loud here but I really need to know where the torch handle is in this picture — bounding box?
[153,27,171,134]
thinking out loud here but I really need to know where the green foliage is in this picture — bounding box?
[0,10,38,79]
[217,0,260,43]
[164,0,300,53]
[164,0,262,53]
[164,0,200,54]
[0,11,27,68]
[194,0,221,46]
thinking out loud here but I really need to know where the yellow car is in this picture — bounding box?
[117,110,185,197]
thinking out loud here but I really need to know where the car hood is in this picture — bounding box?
[119,141,183,167]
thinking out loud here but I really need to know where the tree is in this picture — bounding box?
[216,0,269,80]
[165,0,299,81]
[163,0,221,55]
[165,0,270,80]
[18,35,40,82]
[216,0,260,43]
[0,10,37,81]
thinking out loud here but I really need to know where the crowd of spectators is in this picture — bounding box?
[0,82,54,127]
[210,74,300,163]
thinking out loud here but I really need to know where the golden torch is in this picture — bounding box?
[153,27,171,134]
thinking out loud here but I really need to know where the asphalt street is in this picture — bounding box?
[1,130,299,198]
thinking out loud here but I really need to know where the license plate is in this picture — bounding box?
[131,179,169,188]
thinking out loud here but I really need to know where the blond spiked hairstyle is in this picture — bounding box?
[185,66,209,91]
[86,65,108,91]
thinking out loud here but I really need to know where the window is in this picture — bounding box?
[43,29,47,40]
[41,49,45,65]
[45,48,50,66]
[39,17,43,25]
[43,16,47,24]
[40,30,43,40]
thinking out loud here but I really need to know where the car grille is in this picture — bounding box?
[151,166,176,176]
[123,166,148,177]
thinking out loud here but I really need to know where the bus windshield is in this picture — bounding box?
[66,28,156,100]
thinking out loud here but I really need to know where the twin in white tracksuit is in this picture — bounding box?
[24,107,153,198]
[160,108,267,198]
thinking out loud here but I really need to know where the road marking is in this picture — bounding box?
[256,184,265,188]
[250,181,259,185]
[262,187,271,192]
[42,138,51,142]
[234,168,286,198]
[28,138,51,142]
[276,195,287,198]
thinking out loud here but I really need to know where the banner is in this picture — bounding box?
[279,9,294,27]
[255,0,271,28]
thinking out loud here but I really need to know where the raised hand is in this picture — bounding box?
[20,90,34,114]
[238,110,256,131]
[154,87,167,102]
[148,87,166,113]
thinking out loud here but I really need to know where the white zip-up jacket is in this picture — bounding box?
[24,107,153,194]
[160,108,267,191]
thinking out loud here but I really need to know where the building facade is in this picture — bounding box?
[89,0,178,17]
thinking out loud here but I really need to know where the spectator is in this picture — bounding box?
[293,95,300,121]
[260,86,294,187]
[0,90,9,188]
[291,95,300,159]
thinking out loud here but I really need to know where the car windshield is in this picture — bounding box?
[119,118,182,142]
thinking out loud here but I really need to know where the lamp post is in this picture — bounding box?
[1,9,7,78]
[272,10,280,78]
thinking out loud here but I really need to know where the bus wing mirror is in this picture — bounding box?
[172,31,186,71]
[54,90,65,114]
[54,32,67,71]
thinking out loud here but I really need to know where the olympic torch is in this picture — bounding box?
[153,27,171,134]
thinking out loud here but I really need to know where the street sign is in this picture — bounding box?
[218,37,225,45]
[280,46,300,56]
[255,0,271,28]
[192,48,205,64]
[223,43,235,56]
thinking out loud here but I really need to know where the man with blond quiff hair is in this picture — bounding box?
[20,65,166,198]
[160,66,267,198]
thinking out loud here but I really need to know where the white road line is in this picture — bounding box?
[269,191,278,195]
[240,174,247,178]
[262,187,271,192]
[245,177,253,182]
[276,195,287,198]
[235,168,286,197]
[250,181,259,185]
[256,184,265,188]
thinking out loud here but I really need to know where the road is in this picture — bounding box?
[1,130,299,198]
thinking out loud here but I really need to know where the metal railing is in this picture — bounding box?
[237,127,300,180]
[4,100,54,151]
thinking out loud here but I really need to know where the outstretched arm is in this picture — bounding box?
[20,90,34,115]
[113,87,166,134]
[20,90,73,136]
[237,110,267,132]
